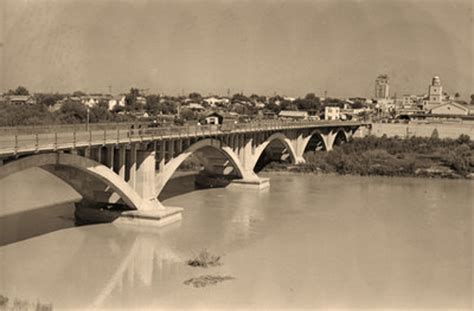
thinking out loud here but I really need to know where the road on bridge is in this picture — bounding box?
[0,120,368,156]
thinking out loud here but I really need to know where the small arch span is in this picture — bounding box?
[251,132,298,172]
[303,130,329,153]
[333,128,350,146]
[156,138,250,195]
[0,153,152,210]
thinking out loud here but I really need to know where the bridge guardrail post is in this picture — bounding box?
[54,132,58,150]
[73,130,76,149]
[14,134,18,154]
[35,133,39,151]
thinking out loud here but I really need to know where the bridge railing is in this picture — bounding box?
[0,119,366,155]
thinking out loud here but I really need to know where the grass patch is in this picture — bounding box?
[186,249,222,268]
[183,275,235,288]
[0,294,52,310]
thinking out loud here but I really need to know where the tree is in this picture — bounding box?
[180,108,195,121]
[456,134,470,145]
[56,100,88,123]
[35,93,63,107]
[189,92,202,101]
[7,86,29,96]
[125,88,141,111]
[351,101,364,109]
[470,94,474,106]
[145,95,161,116]
[72,90,87,97]
[430,128,439,140]
[305,93,317,100]
[90,100,112,122]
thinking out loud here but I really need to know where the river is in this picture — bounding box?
[0,168,472,310]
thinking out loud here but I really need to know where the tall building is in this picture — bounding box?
[375,74,390,99]
[423,75,451,111]
[428,75,443,104]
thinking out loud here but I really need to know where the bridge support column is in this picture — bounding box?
[292,133,306,164]
[229,136,270,190]
[325,132,337,151]
[135,148,159,205]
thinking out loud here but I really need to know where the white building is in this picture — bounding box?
[108,95,126,111]
[375,74,390,99]
[203,97,230,107]
[423,76,452,111]
[278,110,308,120]
[430,102,469,116]
[324,106,340,121]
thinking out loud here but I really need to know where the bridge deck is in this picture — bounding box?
[0,120,368,157]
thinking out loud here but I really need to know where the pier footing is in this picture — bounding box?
[74,202,183,227]
[227,177,270,190]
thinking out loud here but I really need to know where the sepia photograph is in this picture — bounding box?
[0,0,472,310]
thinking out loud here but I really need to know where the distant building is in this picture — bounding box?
[423,76,452,111]
[108,95,126,111]
[428,76,443,104]
[186,103,205,112]
[6,95,36,105]
[324,106,340,121]
[82,96,99,108]
[375,74,390,99]
[430,102,469,116]
[278,110,308,120]
[203,111,238,125]
[258,110,277,119]
[203,97,230,107]
[402,94,424,108]
[136,96,147,106]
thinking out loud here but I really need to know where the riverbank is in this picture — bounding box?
[371,122,474,139]
[263,135,474,179]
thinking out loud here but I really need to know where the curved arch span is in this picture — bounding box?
[302,130,329,152]
[156,138,251,194]
[250,132,298,171]
[0,153,154,210]
[333,128,350,146]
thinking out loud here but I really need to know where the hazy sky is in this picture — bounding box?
[1,0,472,98]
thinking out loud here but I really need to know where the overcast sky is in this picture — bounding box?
[0,0,472,99]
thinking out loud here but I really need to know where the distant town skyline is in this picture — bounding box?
[1,0,472,99]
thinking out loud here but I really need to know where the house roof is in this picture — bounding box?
[8,95,32,101]
[431,101,469,112]
[206,111,239,118]
[278,110,308,117]
[187,103,205,110]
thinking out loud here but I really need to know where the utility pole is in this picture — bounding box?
[108,85,112,95]
[86,107,90,131]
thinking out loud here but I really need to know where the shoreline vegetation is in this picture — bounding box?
[263,134,474,180]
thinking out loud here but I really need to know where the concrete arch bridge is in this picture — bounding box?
[0,120,370,226]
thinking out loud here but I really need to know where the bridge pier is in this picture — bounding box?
[75,144,182,226]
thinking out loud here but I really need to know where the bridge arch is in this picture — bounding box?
[333,128,350,146]
[250,132,298,171]
[303,130,329,153]
[0,153,153,210]
[156,138,249,194]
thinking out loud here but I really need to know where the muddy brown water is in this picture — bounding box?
[0,168,472,309]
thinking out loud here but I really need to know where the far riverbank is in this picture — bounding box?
[263,135,474,180]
